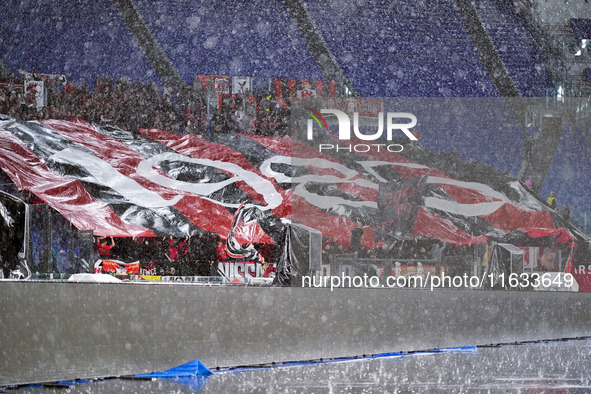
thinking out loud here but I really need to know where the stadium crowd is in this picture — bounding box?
[0,73,574,278]
[94,234,225,277]
[322,233,470,264]
[0,74,290,137]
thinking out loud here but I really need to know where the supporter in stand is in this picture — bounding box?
[401,238,417,259]
[560,203,570,221]
[195,232,218,276]
[96,236,115,258]
[36,106,49,120]
[1,72,291,142]
[350,228,367,258]
[24,88,36,119]
[0,89,7,113]
[367,243,378,259]
[430,241,445,263]
[112,237,139,262]
[165,236,188,275]
[524,175,534,189]
[538,248,558,272]
[139,237,158,276]
[336,243,348,255]
[153,113,165,129]
[156,236,172,275]
[176,236,191,276]
[183,235,200,276]
[413,245,429,260]
[322,241,335,264]
[409,236,424,259]
[376,242,391,259]
[547,191,557,210]
[216,237,228,262]
[392,239,406,258]
[208,109,227,135]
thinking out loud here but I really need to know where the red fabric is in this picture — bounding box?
[287,79,296,98]
[0,118,575,250]
[483,205,556,233]
[525,227,574,245]
[243,134,378,207]
[97,241,113,256]
[0,127,152,237]
[274,79,283,102]
[217,243,228,260]
[168,238,188,260]
[329,81,336,97]
[46,120,236,238]
[315,80,324,96]
[437,183,502,205]
[414,208,488,245]
[142,128,280,243]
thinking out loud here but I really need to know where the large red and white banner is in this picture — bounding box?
[0,114,585,283]
[1,113,589,288]
[0,116,576,246]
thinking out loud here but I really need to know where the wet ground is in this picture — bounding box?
[10,337,591,393]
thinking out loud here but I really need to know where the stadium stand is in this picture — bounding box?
[570,18,591,41]
[0,0,590,234]
[540,125,591,229]
[132,0,324,81]
[0,0,156,84]
[473,0,554,96]
[303,0,499,96]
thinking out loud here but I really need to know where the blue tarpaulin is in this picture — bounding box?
[135,359,213,378]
